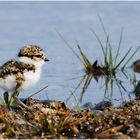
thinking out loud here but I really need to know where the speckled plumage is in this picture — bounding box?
[0,59,35,78]
[0,44,49,110]
[0,44,48,93]
[0,45,48,109]
[18,45,46,61]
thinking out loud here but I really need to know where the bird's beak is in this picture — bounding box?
[45,58,49,62]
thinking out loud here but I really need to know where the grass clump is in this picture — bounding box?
[58,16,140,78]
[80,17,140,77]
[58,16,140,103]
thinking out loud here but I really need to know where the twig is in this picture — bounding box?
[28,85,49,98]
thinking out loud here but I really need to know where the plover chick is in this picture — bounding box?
[0,44,49,110]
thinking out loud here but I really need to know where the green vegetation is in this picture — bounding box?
[58,17,140,77]
[58,16,139,103]
[79,16,140,76]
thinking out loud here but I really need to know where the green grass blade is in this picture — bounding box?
[80,74,93,102]
[110,79,114,97]
[98,15,108,36]
[98,16,114,68]
[105,34,113,69]
[122,70,129,79]
[121,46,140,70]
[9,97,14,105]
[109,48,113,69]
[56,30,84,64]
[73,74,87,93]
[114,28,124,66]
[108,37,113,69]
[90,28,107,65]
[66,75,86,103]
[77,44,92,67]
[105,34,109,62]
[104,77,110,98]
[119,81,127,92]
[114,48,132,70]
[28,85,49,98]
[71,91,81,111]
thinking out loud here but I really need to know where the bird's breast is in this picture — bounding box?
[21,69,41,90]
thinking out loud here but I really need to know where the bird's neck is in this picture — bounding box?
[18,56,44,69]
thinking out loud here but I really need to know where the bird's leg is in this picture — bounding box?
[3,92,10,110]
[13,93,29,109]
[12,83,31,111]
[12,90,31,110]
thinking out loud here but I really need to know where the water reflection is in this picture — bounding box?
[66,67,137,107]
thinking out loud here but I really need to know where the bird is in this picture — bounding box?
[0,44,49,110]
[132,59,140,73]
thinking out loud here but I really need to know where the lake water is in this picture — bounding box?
[0,1,140,108]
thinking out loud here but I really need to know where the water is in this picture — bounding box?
[0,1,140,107]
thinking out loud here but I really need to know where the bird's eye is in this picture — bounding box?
[36,55,40,58]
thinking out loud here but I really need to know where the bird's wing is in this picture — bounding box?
[0,59,35,78]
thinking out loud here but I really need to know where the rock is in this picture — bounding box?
[132,59,140,73]
[135,81,140,96]
[94,101,113,111]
